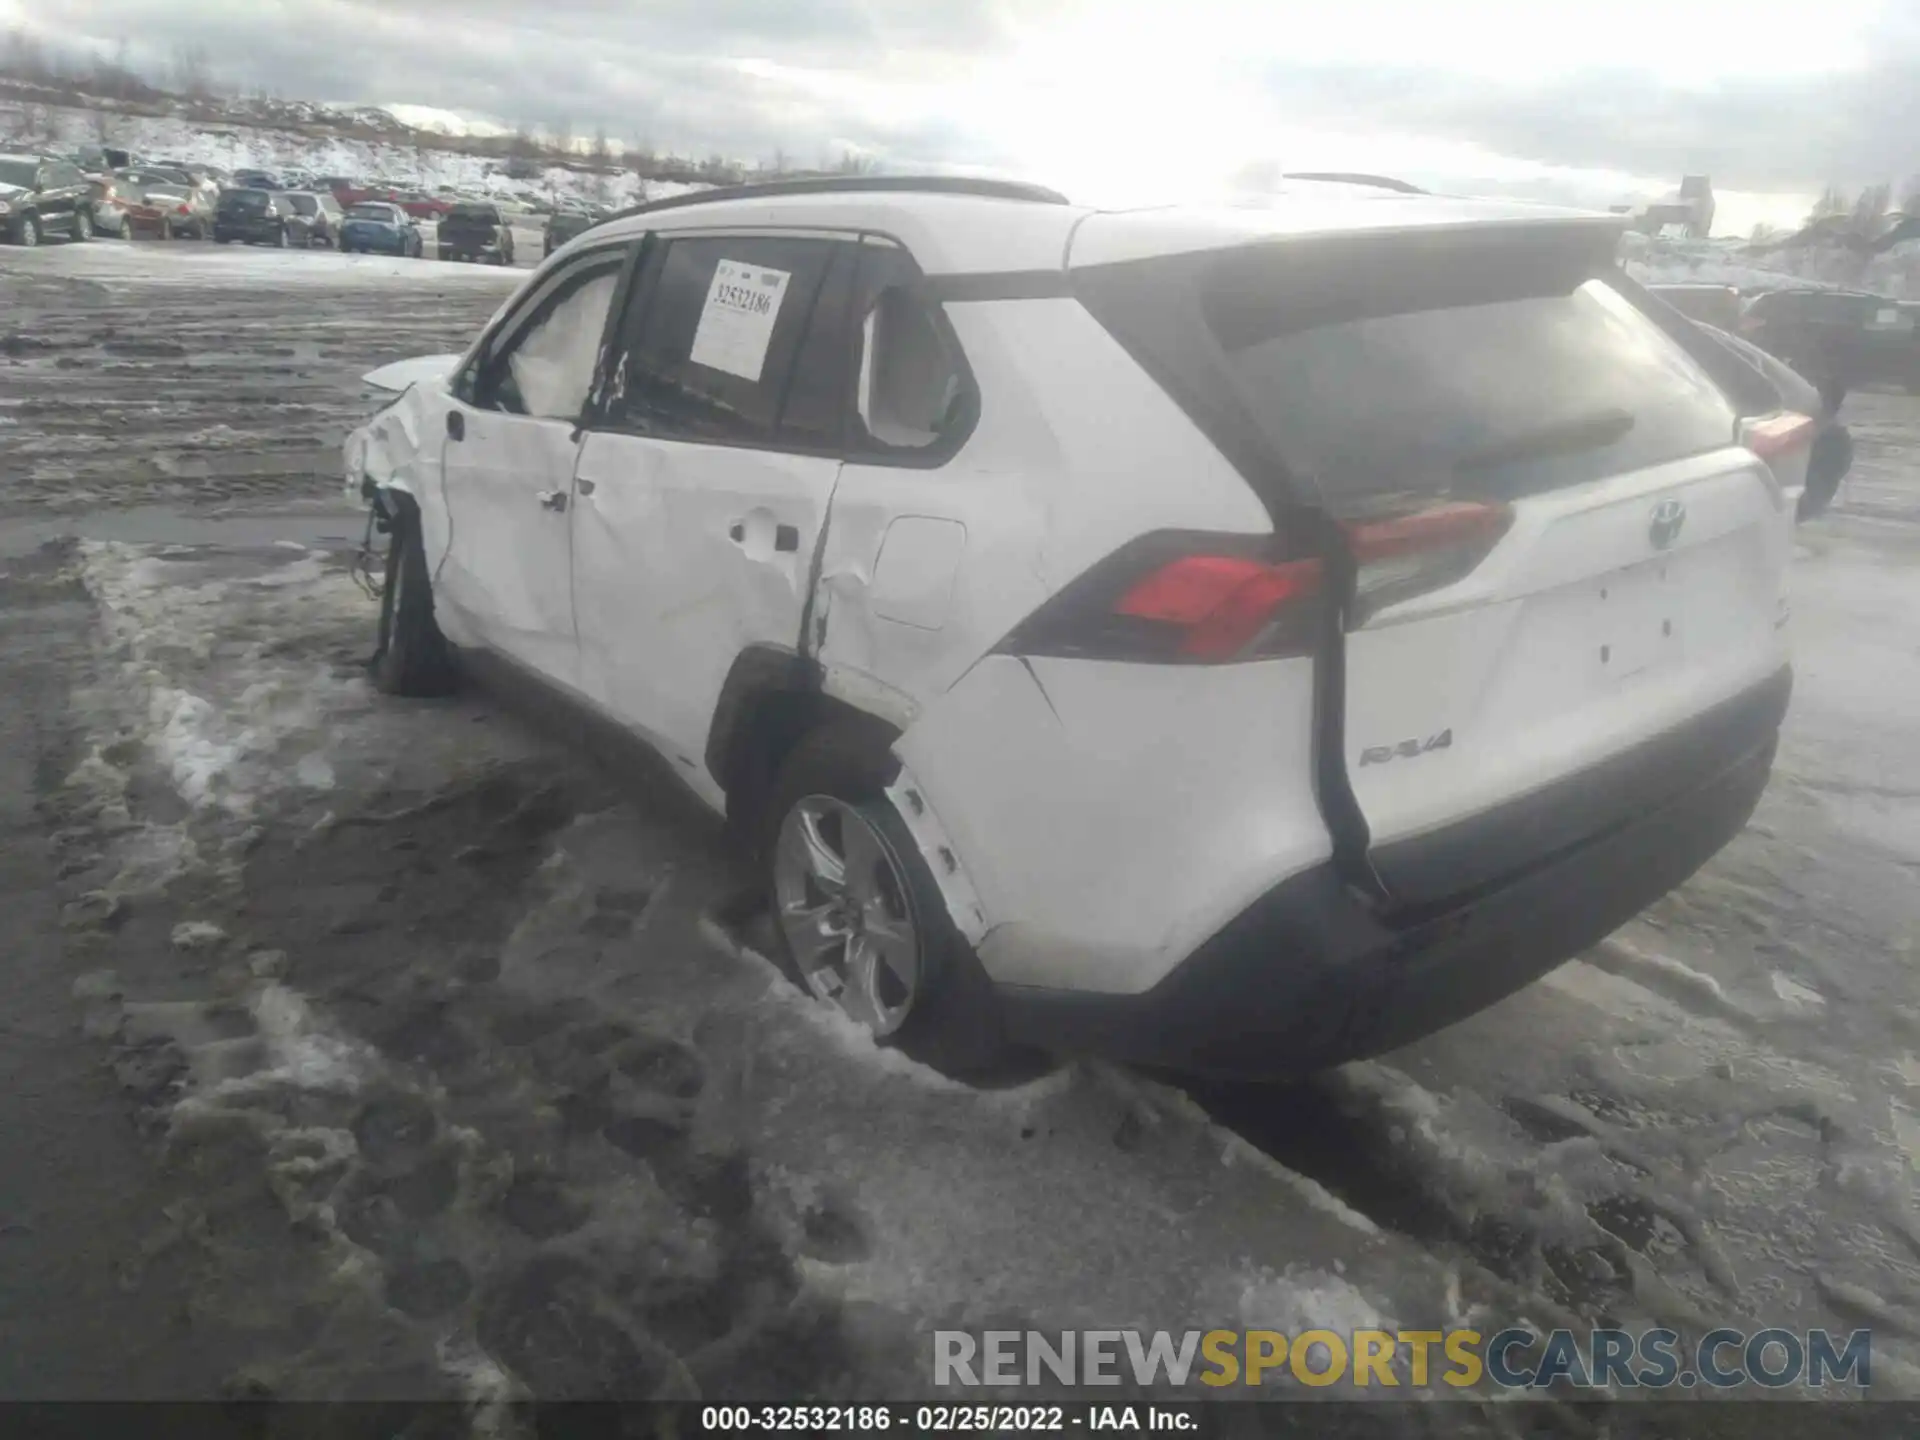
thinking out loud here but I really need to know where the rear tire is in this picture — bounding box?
[762,725,1012,1078]
[13,213,39,247]
[73,209,93,242]
[371,507,459,697]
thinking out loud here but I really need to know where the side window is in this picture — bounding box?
[849,242,974,458]
[471,254,625,420]
[608,235,839,447]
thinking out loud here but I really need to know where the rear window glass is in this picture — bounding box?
[449,204,499,222]
[221,189,269,210]
[348,204,395,221]
[283,194,317,215]
[1201,257,1738,511]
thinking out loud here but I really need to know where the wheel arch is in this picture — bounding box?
[706,644,902,839]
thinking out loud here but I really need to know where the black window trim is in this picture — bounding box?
[584,225,982,471]
[453,241,638,419]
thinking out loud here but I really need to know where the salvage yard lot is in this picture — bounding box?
[4,240,1920,1414]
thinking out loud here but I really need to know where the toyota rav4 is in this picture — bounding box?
[345,176,1810,1078]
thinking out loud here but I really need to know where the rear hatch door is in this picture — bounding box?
[1211,225,1796,907]
[1074,215,1799,912]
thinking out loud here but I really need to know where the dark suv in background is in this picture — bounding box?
[437,201,515,264]
[0,153,96,246]
[542,202,605,255]
[1740,287,1920,393]
[213,187,292,246]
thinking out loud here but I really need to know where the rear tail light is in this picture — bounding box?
[1343,501,1512,622]
[1115,554,1324,660]
[1742,411,1817,510]
[1743,411,1817,461]
[996,503,1512,664]
[996,533,1327,664]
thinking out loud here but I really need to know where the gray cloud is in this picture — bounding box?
[25,0,1920,192]
[33,0,1028,162]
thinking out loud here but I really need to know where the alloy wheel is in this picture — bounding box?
[773,796,922,1036]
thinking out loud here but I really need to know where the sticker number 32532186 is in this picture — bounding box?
[689,258,792,383]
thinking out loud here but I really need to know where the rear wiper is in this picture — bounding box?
[1453,407,1636,476]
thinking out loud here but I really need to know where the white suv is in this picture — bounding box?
[346,176,1811,1076]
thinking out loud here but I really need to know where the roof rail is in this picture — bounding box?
[1282,171,1427,195]
[600,174,1072,226]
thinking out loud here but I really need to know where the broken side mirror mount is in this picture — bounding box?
[446,410,465,442]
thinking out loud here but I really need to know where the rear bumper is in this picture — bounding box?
[216,220,279,241]
[995,667,1788,1078]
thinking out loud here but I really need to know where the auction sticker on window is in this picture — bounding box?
[689,259,791,382]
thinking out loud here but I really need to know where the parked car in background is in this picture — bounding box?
[82,172,133,238]
[339,201,424,257]
[1739,287,1920,394]
[114,166,214,238]
[0,152,96,245]
[542,202,605,255]
[233,168,283,191]
[279,191,344,248]
[438,201,515,264]
[213,187,295,246]
[397,192,452,220]
[1647,283,1743,330]
[346,177,1808,1076]
[66,145,138,174]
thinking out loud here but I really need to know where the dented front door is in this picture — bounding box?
[570,432,841,786]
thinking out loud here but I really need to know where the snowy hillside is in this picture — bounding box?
[4,99,701,213]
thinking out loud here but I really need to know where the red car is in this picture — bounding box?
[396,192,452,219]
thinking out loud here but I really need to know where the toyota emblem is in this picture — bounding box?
[1649,498,1686,550]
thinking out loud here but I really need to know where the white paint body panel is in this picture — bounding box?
[1342,447,1792,848]
[571,430,840,784]
[435,400,582,689]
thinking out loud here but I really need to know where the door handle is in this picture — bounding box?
[537,489,568,512]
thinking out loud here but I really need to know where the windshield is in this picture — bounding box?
[0,158,37,187]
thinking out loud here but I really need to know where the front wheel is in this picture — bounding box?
[73,209,93,242]
[276,225,288,248]
[371,507,458,697]
[764,727,1012,1077]
[13,213,40,247]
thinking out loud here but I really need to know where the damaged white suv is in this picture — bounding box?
[346,176,1811,1077]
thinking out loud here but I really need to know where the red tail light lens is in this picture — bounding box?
[1115,555,1323,660]
[1743,411,1816,460]
[1342,501,1511,622]
[996,532,1327,664]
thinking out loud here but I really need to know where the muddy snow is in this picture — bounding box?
[2,234,1918,1424]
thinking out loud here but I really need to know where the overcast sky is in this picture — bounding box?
[13,0,1920,231]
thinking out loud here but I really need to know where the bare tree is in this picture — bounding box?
[1898,174,1920,217]
[833,148,877,176]
[1749,222,1780,246]
[171,43,213,98]
[1807,184,1849,225]
[1849,182,1891,238]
